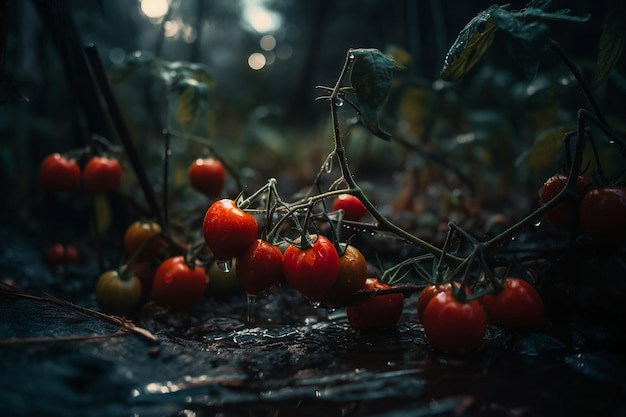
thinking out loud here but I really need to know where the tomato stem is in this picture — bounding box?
[84,45,165,229]
[325,50,462,264]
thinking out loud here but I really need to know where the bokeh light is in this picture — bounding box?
[140,0,169,19]
[248,52,266,70]
[242,0,283,33]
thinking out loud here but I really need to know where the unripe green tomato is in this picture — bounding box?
[95,269,142,314]
[207,259,242,297]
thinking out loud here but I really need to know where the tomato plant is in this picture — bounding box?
[283,234,339,300]
[346,278,404,330]
[38,153,81,192]
[481,277,544,328]
[580,187,626,244]
[152,256,208,310]
[539,174,592,228]
[422,289,487,351]
[331,194,368,222]
[45,243,80,266]
[188,158,226,199]
[235,239,284,295]
[95,269,142,314]
[202,199,258,261]
[322,244,368,307]
[123,221,165,261]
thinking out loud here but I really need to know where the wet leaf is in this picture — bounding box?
[505,21,551,78]
[440,5,499,81]
[175,79,210,134]
[520,125,572,173]
[593,3,626,87]
[349,48,400,141]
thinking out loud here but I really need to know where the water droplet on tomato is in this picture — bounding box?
[217,260,232,273]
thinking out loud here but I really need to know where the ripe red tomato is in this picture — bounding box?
[82,156,123,195]
[346,278,404,330]
[188,158,226,199]
[283,234,339,300]
[202,199,258,261]
[38,153,81,192]
[95,269,142,314]
[422,289,487,351]
[417,282,471,320]
[331,194,368,222]
[123,221,165,261]
[235,239,284,296]
[539,174,592,228]
[45,243,80,266]
[152,256,208,310]
[580,187,626,244]
[481,277,544,328]
[322,244,368,307]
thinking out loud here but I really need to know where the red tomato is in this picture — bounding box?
[331,194,368,222]
[322,244,368,307]
[202,199,258,261]
[152,256,208,310]
[481,277,544,328]
[188,158,226,199]
[235,239,284,295]
[346,278,404,330]
[38,153,81,192]
[45,243,80,266]
[417,282,471,320]
[580,187,626,244]
[283,235,339,300]
[82,156,123,195]
[95,269,142,314]
[539,174,592,228]
[422,289,487,351]
[123,221,165,261]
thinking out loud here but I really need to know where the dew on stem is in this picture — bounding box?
[217,260,232,273]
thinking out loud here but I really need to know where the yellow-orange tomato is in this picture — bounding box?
[322,244,368,307]
[123,221,165,261]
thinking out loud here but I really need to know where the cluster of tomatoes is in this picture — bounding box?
[37,148,555,352]
[201,194,404,330]
[417,277,544,351]
[94,157,229,313]
[39,153,123,195]
[539,173,626,243]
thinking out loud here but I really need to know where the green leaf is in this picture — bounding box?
[440,5,499,81]
[489,7,551,78]
[175,78,210,134]
[488,4,588,78]
[593,3,626,87]
[520,125,572,173]
[349,48,400,141]
[507,21,551,78]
